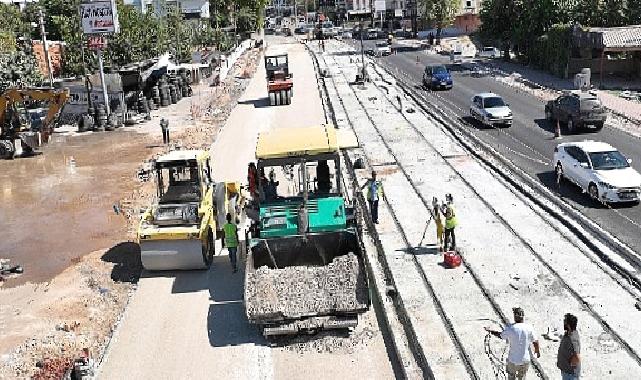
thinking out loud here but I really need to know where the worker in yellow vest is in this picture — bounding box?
[444,203,457,251]
[223,213,239,273]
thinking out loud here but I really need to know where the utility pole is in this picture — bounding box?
[97,48,110,116]
[38,7,54,87]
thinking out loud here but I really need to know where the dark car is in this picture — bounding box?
[423,65,453,90]
[545,91,608,133]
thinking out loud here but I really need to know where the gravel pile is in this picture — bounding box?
[245,253,369,321]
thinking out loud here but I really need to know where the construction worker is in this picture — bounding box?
[248,162,258,199]
[443,202,457,251]
[434,206,444,251]
[361,171,383,224]
[316,160,330,193]
[485,307,541,380]
[160,118,169,144]
[557,313,581,380]
[223,213,239,273]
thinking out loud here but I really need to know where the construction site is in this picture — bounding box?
[2,24,641,380]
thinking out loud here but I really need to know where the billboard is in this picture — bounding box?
[80,1,120,35]
[374,0,386,12]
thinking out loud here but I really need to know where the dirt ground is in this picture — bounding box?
[0,46,261,379]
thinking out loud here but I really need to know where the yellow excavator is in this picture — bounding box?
[137,149,244,270]
[0,88,69,159]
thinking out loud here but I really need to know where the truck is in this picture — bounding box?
[137,149,242,270]
[545,90,608,133]
[243,125,370,337]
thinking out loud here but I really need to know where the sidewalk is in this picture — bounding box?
[315,39,641,379]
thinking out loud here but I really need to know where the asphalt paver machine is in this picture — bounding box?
[244,125,370,336]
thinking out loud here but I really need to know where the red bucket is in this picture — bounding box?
[443,251,461,268]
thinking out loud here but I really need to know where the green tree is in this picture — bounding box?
[628,1,641,24]
[418,0,460,38]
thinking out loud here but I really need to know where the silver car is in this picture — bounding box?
[470,93,513,127]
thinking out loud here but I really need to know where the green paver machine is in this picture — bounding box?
[244,124,370,336]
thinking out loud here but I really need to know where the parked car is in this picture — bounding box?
[423,64,452,90]
[477,46,501,58]
[450,50,463,64]
[470,93,513,127]
[554,141,641,203]
[375,41,391,56]
[545,91,608,133]
[294,26,309,35]
[342,30,353,39]
[367,28,379,40]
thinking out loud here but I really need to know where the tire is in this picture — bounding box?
[594,122,604,131]
[269,92,275,106]
[567,117,576,134]
[555,163,564,183]
[0,140,15,159]
[284,89,291,104]
[588,183,599,201]
[202,230,215,268]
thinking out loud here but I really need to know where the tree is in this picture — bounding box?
[418,0,460,38]
[628,1,641,24]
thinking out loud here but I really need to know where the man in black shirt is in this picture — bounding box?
[557,313,581,379]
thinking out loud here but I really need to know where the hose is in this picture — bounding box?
[484,333,508,380]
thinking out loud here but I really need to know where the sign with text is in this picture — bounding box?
[87,35,108,50]
[80,1,119,35]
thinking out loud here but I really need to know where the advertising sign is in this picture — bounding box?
[374,0,386,12]
[80,1,120,35]
[87,35,108,50]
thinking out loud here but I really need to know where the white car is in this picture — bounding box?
[376,41,391,56]
[554,141,641,203]
[470,93,513,127]
[477,46,501,59]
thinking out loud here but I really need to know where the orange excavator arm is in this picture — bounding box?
[0,88,69,142]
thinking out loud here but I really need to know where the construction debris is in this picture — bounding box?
[245,253,369,321]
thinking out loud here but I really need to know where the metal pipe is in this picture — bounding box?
[97,49,111,116]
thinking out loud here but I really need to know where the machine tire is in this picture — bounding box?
[0,140,15,159]
[594,122,604,131]
[567,117,576,134]
[202,230,215,268]
[555,163,565,183]
[588,183,599,201]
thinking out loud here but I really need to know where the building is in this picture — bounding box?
[0,0,38,11]
[571,24,641,83]
[453,0,481,33]
[31,40,64,78]
[123,0,210,18]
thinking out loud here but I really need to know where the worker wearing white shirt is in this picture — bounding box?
[485,307,541,380]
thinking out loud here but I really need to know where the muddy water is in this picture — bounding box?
[0,130,155,287]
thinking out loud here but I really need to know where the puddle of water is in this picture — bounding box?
[0,129,155,287]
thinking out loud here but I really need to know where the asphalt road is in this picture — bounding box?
[353,39,641,258]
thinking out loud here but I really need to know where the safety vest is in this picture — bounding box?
[223,223,238,248]
[367,180,383,201]
[445,206,457,229]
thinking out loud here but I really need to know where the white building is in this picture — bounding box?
[123,0,210,18]
[0,0,38,10]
